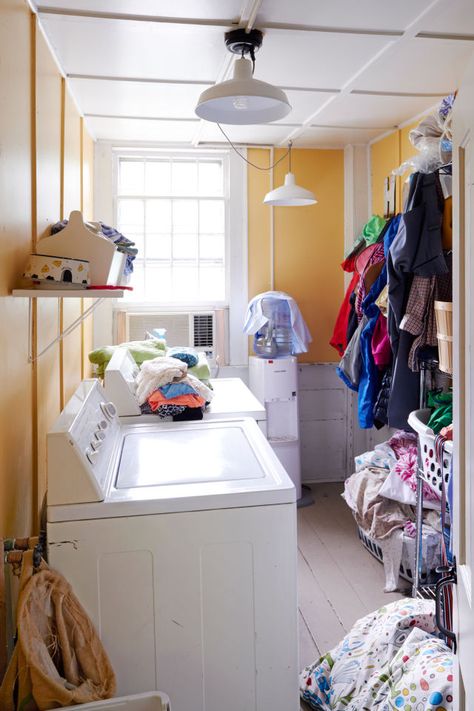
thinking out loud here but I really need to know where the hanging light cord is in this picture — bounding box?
[216,123,292,171]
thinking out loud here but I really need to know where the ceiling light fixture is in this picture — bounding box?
[263,141,317,206]
[195,28,291,125]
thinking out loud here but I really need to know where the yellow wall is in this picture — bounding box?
[247,148,344,363]
[0,0,34,538]
[370,119,424,216]
[0,0,95,536]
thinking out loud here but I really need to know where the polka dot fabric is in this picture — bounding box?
[300,598,453,710]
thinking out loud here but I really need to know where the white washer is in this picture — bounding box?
[103,348,267,432]
[47,380,298,711]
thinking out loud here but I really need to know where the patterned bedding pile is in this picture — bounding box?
[300,598,453,710]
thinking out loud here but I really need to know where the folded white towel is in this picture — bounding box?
[136,356,188,405]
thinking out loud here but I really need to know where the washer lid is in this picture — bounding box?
[47,418,295,521]
[116,425,265,488]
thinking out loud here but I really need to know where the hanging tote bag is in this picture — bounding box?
[0,550,116,710]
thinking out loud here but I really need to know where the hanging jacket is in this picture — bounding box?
[346,291,359,344]
[372,314,391,369]
[345,214,387,258]
[330,217,387,356]
[387,172,447,429]
[373,367,393,429]
[336,316,368,391]
[357,215,401,429]
[329,254,359,356]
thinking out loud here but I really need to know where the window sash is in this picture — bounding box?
[115,153,229,304]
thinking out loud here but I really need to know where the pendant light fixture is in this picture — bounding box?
[195,29,291,125]
[264,141,317,206]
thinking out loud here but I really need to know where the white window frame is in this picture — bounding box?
[93,142,248,365]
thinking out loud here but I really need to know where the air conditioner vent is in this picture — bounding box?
[115,308,228,365]
[126,313,189,345]
[193,314,214,347]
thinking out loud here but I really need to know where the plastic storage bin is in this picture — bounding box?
[62,692,171,711]
[357,525,441,585]
[407,408,453,497]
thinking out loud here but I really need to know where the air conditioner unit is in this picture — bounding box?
[114,309,228,365]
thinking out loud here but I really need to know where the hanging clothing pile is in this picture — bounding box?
[330,215,387,356]
[137,356,214,420]
[331,168,453,430]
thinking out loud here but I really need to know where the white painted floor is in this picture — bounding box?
[297,483,405,673]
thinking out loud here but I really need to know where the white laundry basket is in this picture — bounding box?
[62,692,171,711]
[407,408,453,497]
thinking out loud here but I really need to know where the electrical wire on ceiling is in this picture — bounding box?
[216,122,291,171]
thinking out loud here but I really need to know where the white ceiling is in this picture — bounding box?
[34,0,474,148]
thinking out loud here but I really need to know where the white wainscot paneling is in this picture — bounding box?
[298,363,350,483]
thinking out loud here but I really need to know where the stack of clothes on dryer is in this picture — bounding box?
[136,347,214,421]
[343,427,445,593]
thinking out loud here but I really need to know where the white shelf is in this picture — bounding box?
[12,288,124,298]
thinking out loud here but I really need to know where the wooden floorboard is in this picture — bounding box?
[297,482,404,669]
[298,609,320,670]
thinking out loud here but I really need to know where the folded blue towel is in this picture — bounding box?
[159,382,198,399]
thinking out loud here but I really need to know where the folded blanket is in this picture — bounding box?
[89,338,166,377]
[136,356,188,405]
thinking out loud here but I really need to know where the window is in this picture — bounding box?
[115,154,227,303]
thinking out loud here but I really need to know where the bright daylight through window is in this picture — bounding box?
[116,156,227,303]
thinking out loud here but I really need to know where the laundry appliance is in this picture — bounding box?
[104,347,267,432]
[47,380,298,711]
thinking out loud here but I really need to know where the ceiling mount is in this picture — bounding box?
[224,28,263,57]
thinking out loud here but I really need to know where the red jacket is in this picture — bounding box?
[329,255,359,356]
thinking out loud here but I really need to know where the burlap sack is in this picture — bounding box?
[0,551,116,710]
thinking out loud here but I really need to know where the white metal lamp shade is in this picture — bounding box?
[195,57,291,125]
[263,172,317,206]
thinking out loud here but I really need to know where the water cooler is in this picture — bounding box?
[249,356,301,500]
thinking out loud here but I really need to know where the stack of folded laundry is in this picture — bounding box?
[136,349,214,421]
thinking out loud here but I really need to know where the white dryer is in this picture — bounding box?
[103,347,267,432]
[47,380,298,711]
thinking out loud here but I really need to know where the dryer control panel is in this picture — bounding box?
[48,380,121,506]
